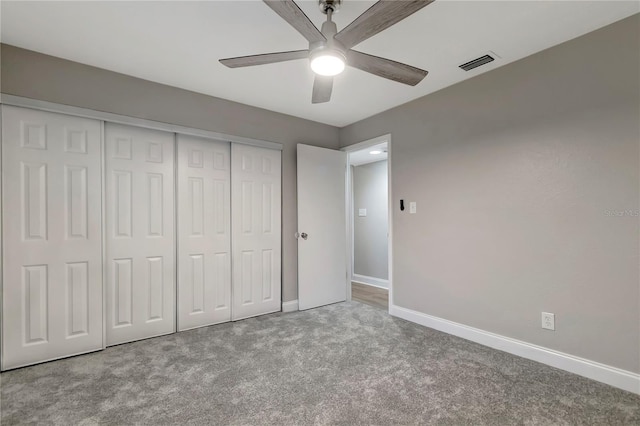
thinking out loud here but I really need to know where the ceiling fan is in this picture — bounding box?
[220,0,434,104]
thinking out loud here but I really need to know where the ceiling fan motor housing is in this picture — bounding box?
[309,6,347,63]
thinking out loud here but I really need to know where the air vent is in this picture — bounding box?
[459,54,495,71]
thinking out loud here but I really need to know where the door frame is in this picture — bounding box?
[341,134,392,311]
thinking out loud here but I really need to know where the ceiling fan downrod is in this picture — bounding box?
[309,0,347,78]
[317,0,341,39]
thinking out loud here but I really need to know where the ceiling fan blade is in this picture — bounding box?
[312,76,333,104]
[347,50,428,86]
[263,0,326,44]
[335,0,435,49]
[220,50,309,68]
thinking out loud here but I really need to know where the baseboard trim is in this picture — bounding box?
[282,300,299,313]
[390,304,640,395]
[352,274,388,289]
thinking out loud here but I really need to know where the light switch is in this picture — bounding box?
[358,208,367,217]
[409,202,417,214]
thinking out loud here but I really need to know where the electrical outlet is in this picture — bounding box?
[541,312,555,331]
[409,202,417,214]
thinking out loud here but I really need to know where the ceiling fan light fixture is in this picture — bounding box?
[310,51,346,76]
[221,0,433,103]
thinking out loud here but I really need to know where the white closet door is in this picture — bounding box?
[177,135,231,331]
[1,106,103,370]
[105,123,175,345]
[231,144,282,320]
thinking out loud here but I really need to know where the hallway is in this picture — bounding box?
[351,282,388,310]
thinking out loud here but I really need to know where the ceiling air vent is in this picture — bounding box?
[459,54,495,71]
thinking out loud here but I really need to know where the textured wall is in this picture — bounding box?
[340,15,640,372]
[353,161,388,281]
[0,44,341,303]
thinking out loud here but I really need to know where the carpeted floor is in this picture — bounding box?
[1,301,638,425]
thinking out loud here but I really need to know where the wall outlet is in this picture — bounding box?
[409,202,417,214]
[358,208,367,217]
[541,312,555,330]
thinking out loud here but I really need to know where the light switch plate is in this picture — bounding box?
[358,208,367,217]
[409,202,417,214]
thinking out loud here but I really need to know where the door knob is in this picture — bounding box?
[296,232,308,240]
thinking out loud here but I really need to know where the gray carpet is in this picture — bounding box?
[1,301,638,425]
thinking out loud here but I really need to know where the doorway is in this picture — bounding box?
[343,135,392,311]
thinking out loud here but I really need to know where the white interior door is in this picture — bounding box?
[105,123,175,345]
[1,106,103,370]
[177,134,231,331]
[231,143,281,320]
[297,144,347,310]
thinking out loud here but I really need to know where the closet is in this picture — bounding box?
[176,134,231,331]
[230,143,281,320]
[1,104,282,370]
[1,106,104,369]
[105,123,176,345]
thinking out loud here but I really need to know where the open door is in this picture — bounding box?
[297,144,347,310]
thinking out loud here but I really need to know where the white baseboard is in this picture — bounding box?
[390,304,640,395]
[352,274,388,289]
[282,300,299,313]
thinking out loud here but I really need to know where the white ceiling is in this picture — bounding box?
[1,1,638,127]
[349,141,388,166]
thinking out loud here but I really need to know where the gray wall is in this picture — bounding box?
[353,160,388,282]
[0,44,341,303]
[340,15,640,373]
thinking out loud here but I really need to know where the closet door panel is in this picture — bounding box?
[177,135,231,331]
[105,123,175,346]
[1,106,103,370]
[231,144,281,320]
